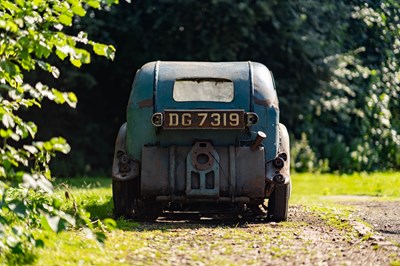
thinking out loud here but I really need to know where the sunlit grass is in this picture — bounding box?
[53,172,400,211]
[32,173,400,265]
[53,177,113,219]
[291,172,400,204]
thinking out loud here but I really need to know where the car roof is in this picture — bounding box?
[132,61,278,109]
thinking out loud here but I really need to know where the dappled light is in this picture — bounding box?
[1,0,399,264]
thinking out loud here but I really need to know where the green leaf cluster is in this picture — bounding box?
[0,0,117,263]
[303,1,400,172]
[68,0,399,174]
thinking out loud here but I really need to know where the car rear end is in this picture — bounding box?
[112,61,291,221]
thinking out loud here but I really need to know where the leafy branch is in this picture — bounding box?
[0,0,119,263]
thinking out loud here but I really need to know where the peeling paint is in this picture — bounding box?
[138,98,153,108]
[254,97,272,107]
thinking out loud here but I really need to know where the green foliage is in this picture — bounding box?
[0,0,117,263]
[299,1,400,172]
[291,172,400,203]
[291,133,316,173]
[37,0,399,175]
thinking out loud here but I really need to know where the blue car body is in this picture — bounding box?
[112,61,291,221]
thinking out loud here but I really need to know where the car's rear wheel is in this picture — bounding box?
[267,181,291,222]
[113,178,162,220]
[112,178,138,219]
[267,123,291,222]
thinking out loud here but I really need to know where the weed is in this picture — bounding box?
[308,204,353,230]
[391,260,400,266]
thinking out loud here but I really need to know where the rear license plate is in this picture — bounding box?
[164,110,245,129]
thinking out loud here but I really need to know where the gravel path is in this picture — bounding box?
[342,200,400,244]
[283,204,399,266]
[128,201,400,265]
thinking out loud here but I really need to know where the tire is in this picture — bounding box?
[267,181,291,222]
[113,178,162,220]
[267,123,291,222]
[112,178,138,219]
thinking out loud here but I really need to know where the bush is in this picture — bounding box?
[0,0,116,263]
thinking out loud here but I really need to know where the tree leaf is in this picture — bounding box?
[23,145,39,154]
[86,0,101,9]
[70,58,82,68]
[8,201,27,218]
[55,49,67,60]
[22,174,37,189]
[92,43,108,56]
[41,215,61,232]
[2,114,15,128]
[16,124,29,139]
[37,175,54,193]
[1,1,18,12]
[67,92,78,103]
[103,218,117,230]
[51,66,60,78]
[58,14,72,26]
[72,5,86,17]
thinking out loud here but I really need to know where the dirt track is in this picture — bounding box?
[284,202,400,266]
[130,200,400,266]
[343,199,400,244]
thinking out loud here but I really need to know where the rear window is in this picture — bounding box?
[173,79,234,102]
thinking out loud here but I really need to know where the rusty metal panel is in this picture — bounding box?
[214,147,230,196]
[141,145,265,202]
[169,145,176,199]
[141,146,169,197]
[175,146,231,196]
[175,146,190,194]
[235,147,265,199]
[186,142,220,198]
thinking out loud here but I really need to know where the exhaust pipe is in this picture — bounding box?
[251,131,266,151]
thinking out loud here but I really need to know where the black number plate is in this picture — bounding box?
[164,110,245,129]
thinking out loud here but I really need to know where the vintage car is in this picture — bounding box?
[112,61,291,222]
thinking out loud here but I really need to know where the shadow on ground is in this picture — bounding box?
[83,195,283,232]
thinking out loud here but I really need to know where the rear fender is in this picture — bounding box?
[278,123,290,183]
[112,123,140,181]
[266,123,290,185]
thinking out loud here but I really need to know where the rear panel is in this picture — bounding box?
[156,61,251,111]
[126,61,279,162]
[114,61,290,219]
[141,145,266,203]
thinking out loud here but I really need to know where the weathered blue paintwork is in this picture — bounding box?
[113,61,291,221]
[126,61,279,162]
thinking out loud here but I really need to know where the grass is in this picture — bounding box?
[290,172,400,242]
[53,177,114,219]
[34,218,296,265]
[291,172,400,203]
[51,171,400,212]
[30,172,400,265]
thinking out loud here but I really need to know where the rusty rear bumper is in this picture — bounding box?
[140,142,266,204]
